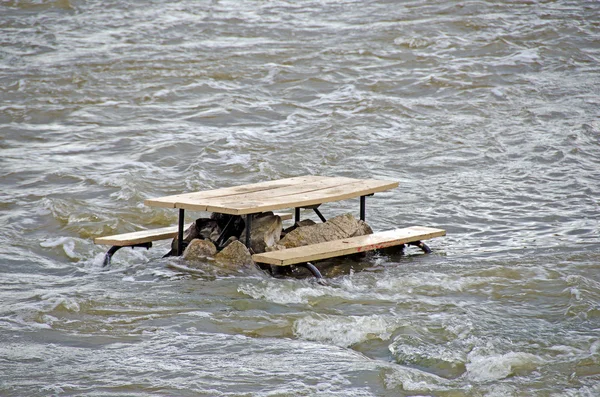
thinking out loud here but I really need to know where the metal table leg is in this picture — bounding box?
[294,207,300,224]
[408,240,432,254]
[360,195,366,221]
[298,262,323,280]
[103,242,152,267]
[245,214,252,248]
[313,207,327,223]
[177,208,185,255]
[359,194,374,222]
[214,215,236,249]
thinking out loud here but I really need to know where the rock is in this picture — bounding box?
[296,219,318,228]
[221,236,238,249]
[214,240,254,268]
[210,213,245,244]
[239,212,283,253]
[277,213,372,249]
[265,244,286,252]
[182,239,217,261]
[195,218,221,241]
[281,219,317,238]
[170,218,220,254]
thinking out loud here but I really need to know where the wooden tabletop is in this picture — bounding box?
[144,175,398,215]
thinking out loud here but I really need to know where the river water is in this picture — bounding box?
[1,0,599,396]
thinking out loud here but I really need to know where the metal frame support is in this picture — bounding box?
[294,207,300,224]
[298,262,323,280]
[214,215,236,249]
[359,194,374,222]
[177,208,185,256]
[313,208,327,223]
[103,242,152,267]
[295,205,326,223]
[408,240,432,254]
[245,214,252,248]
[360,195,366,221]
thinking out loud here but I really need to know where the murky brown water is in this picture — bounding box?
[1,0,599,396]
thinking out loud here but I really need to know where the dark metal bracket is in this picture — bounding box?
[245,214,252,248]
[297,262,324,281]
[408,240,432,254]
[103,242,153,267]
[215,215,236,249]
[294,204,327,223]
[360,193,374,222]
[176,208,185,256]
[313,207,326,223]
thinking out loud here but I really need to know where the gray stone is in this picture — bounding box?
[196,218,220,241]
[214,240,254,268]
[182,239,217,261]
[210,213,245,243]
[239,212,283,254]
[221,236,238,249]
[281,219,317,238]
[277,213,372,249]
[264,244,286,252]
[171,218,220,253]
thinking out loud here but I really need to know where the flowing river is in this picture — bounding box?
[1,0,599,396]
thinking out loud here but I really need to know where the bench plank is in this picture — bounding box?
[94,212,293,246]
[94,226,181,246]
[252,226,446,266]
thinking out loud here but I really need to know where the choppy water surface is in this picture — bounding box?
[1,0,599,395]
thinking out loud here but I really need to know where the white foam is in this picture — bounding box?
[465,350,543,382]
[293,314,393,347]
[183,311,212,318]
[390,341,465,369]
[40,237,79,259]
[491,88,506,98]
[499,49,541,66]
[238,281,332,305]
[375,272,480,294]
[384,365,449,392]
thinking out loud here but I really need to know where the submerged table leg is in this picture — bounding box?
[298,262,323,279]
[103,246,122,267]
[103,242,153,267]
[177,208,185,256]
[408,240,432,254]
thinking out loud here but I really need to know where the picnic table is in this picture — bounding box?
[144,175,398,255]
[95,175,445,276]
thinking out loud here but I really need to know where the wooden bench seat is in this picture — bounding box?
[94,212,293,267]
[94,225,183,246]
[252,226,446,267]
[94,212,293,247]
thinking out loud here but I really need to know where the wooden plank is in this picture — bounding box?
[202,179,399,215]
[94,226,180,246]
[93,212,293,246]
[252,226,446,266]
[144,175,328,209]
[190,176,360,209]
